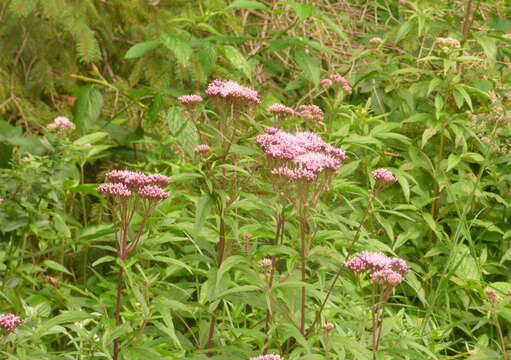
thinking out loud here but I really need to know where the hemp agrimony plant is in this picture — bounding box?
[97,170,170,360]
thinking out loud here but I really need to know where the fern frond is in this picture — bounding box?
[9,0,39,17]
[74,21,102,63]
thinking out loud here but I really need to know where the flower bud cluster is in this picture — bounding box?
[485,289,502,305]
[47,116,76,132]
[250,355,283,360]
[98,169,170,200]
[345,251,409,286]
[369,37,383,44]
[372,168,397,187]
[206,80,261,104]
[323,74,352,93]
[436,37,461,52]
[257,128,346,182]
[178,95,203,105]
[194,144,211,153]
[0,313,22,333]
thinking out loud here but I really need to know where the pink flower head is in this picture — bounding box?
[485,289,502,304]
[293,152,341,173]
[0,197,3,204]
[259,258,272,269]
[271,167,317,181]
[298,104,324,121]
[320,79,333,87]
[138,185,169,200]
[345,251,409,277]
[178,94,203,105]
[372,168,397,185]
[371,269,404,286]
[194,144,211,153]
[206,80,261,104]
[323,322,334,330]
[0,314,22,333]
[243,232,252,239]
[250,355,283,360]
[47,116,75,131]
[369,37,383,44]
[147,174,171,187]
[97,183,132,198]
[436,37,460,49]
[329,74,352,93]
[268,104,295,116]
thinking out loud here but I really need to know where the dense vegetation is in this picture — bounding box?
[2,0,511,359]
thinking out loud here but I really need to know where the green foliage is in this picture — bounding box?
[2,0,511,359]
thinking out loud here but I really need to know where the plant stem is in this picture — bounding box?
[494,315,508,360]
[113,265,124,360]
[306,194,373,337]
[300,212,307,335]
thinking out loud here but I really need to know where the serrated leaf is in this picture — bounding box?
[163,35,193,67]
[227,0,267,10]
[223,45,252,79]
[73,86,103,135]
[216,255,246,290]
[125,40,161,59]
[42,260,72,275]
[73,132,108,145]
[294,50,320,86]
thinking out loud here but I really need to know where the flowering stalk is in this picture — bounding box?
[345,252,409,356]
[307,169,397,337]
[256,127,347,337]
[485,289,508,360]
[97,170,170,360]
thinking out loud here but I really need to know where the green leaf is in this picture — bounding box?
[223,45,252,79]
[163,35,193,67]
[193,194,212,238]
[447,154,461,172]
[421,124,439,148]
[73,86,103,135]
[36,311,92,337]
[285,1,317,20]
[166,106,198,156]
[455,85,473,110]
[462,152,484,163]
[73,132,108,145]
[227,0,267,10]
[434,94,444,120]
[146,92,164,126]
[42,260,72,275]
[124,40,161,59]
[294,50,320,86]
[216,255,246,290]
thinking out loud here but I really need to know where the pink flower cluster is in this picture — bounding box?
[98,170,170,200]
[47,116,75,131]
[258,258,272,269]
[0,314,22,333]
[369,37,383,44]
[345,251,409,286]
[257,128,346,181]
[326,74,352,93]
[178,95,203,105]
[320,79,333,87]
[194,144,211,153]
[323,322,334,330]
[97,183,132,198]
[106,170,171,189]
[298,105,324,121]
[250,355,283,360]
[138,185,169,200]
[372,168,397,185]
[206,80,261,104]
[485,289,502,304]
[436,37,461,49]
[268,104,295,116]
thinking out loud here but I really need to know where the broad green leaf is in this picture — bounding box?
[216,255,246,289]
[421,124,439,148]
[124,40,161,59]
[167,106,198,156]
[284,1,317,20]
[73,132,108,145]
[42,260,72,275]
[227,0,267,10]
[447,154,461,172]
[194,194,212,238]
[163,34,193,67]
[294,50,320,86]
[223,45,252,79]
[73,86,103,135]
